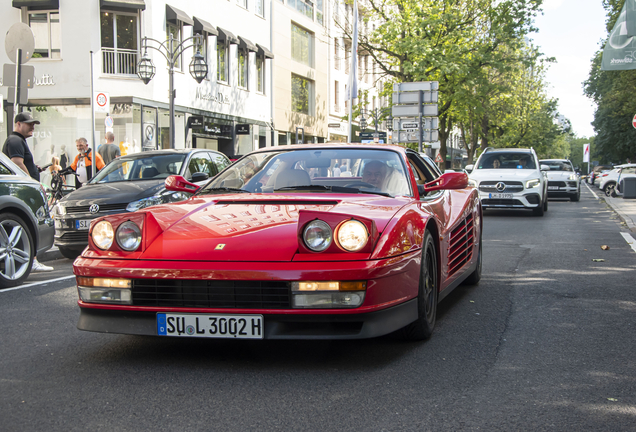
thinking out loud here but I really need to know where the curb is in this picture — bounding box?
[600,196,636,234]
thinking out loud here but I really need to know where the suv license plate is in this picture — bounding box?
[75,219,91,230]
[157,313,264,339]
[489,193,513,199]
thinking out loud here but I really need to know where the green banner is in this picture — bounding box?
[602,3,636,70]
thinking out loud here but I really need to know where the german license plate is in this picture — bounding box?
[156,313,264,339]
[75,219,91,230]
[489,193,513,199]
[548,186,560,190]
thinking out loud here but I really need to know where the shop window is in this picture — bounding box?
[256,56,264,94]
[28,10,61,59]
[101,11,139,75]
[292,74,312,115]
[217,42,229,84]
[291,23,312,67]
[238,50,248,89]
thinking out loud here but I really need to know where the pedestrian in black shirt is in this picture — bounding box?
[2,112,54,272]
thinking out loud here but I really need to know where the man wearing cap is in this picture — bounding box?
[2,112,54,272]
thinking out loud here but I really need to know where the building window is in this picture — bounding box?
[344,40,350,74]
[291,24,312,67]
[289,0,314,20]
[237,0,248,9]
[166,22,183,70]
[217,42,229,83]
[101,11,138,74]
[28,10,61,59]
[292,74,312,115]
[334,39,340,70]
[238,50,248,89]
[255,0,265,16]
[256,56,264,93]
[316,0,324,24]
[334,81,340,112]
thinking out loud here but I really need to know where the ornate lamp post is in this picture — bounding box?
[137,33,208,148]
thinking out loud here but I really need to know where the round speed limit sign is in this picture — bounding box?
[94,91,110,113]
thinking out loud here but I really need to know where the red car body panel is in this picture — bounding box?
[73,144,482,339]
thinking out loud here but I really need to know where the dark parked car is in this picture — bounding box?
[52,149,230,259]
[0,153,54,288]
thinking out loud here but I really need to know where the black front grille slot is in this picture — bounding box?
[66,204,129,214]
[132,280,291,309]
[548,181,566,187]
[59,231,89,242]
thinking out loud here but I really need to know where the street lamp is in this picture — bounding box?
[137,33,208,148]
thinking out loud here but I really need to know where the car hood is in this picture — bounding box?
[546,171,575,181]
[137,194,409,261]
[61,181,165,206]
[470,169,541,181]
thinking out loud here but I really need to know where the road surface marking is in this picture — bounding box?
[0,275,76,293]
[584,182,600,200]
[620,232,636,254]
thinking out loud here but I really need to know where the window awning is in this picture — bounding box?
[256,43,274,59]
[166,4,193,26]
[12,0,59,8]
[99,0,145,11]
[193,17,218,36]
[238,36,257,53]
[216,27,239,45]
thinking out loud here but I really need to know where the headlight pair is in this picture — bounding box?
[303,219,369,252]
[92,220,142,251]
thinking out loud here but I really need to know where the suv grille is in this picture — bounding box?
[448,214,474,277]
[66,204,129,214]
[478,181,523,193]
[548,181,566,187]
[132,279,291,309]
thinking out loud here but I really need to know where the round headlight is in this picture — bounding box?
[116,221,142,251]
[337,220,369,252]
[92,221,114,250]
[303,220,332,252]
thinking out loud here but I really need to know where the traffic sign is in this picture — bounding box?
[393,81,439,92]
[435,153,443,163]
[94,91,110,113]
[393,117,438,131]
[105,116,114,128]
[360,132,386,139]
[5,23,35,64]
[392,91,438,104]
[632,114,636,129]
[392,104,438,117]
[398,130,439,143]
[7,87,28,104]
[3,64,35,88]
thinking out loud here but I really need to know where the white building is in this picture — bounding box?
[1,0,275,168]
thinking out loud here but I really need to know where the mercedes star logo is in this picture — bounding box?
[89,204,100,214]
[496,182,506,192]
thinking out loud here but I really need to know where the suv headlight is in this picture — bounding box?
[568,174,578,180]
[525,178,541,189]
[126,191,190,212]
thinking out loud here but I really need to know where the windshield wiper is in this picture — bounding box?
[274,185,392,197]
[200,187,250,195]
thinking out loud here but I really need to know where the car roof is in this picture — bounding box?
[485,148,534,153]
[540,159,571,162]
[615,163,636,168]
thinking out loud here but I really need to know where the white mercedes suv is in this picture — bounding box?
[466,148,549,216]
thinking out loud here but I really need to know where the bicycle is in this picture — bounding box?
[46,168,77,207]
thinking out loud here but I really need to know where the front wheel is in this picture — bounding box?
[604,183,616,197]
[533,201,545,216]
[399,230,438,341]
[570,189,581,202]
[0,213,34,289]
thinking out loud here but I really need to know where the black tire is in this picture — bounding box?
[463,230,482,286]
[533,200,545,216]
[570,189,580,202]
[58,246,82,260]
[604,182,616,197]
[543,196,548,211]
[0,213,35,289]
[399,230,438,341]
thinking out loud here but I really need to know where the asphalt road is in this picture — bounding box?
[1,188,635,431]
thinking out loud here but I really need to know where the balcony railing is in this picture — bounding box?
[102,47,139,76]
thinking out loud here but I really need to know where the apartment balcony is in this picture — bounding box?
[102,47,139,76]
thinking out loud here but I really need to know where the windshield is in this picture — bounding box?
[199,148,412,197]
[540,161,573,171]
[90,153,186,183]
[477,152,536,170]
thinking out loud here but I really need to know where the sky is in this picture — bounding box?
[530,0,608,138]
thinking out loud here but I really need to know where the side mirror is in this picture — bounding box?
[464,164,474,173]
[540,164,550,171]
[422,172,469,193]
[190,172,209,183]
[165,175,200,193]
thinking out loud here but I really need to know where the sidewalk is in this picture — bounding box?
[586,183,636,233]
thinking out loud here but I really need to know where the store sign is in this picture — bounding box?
[188,115,204,129]
[195,88,230,104]
[236,124,250,135]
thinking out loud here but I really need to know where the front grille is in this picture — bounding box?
[448,214,474,277]
[481,199,525,207]
[59,231,89,242]
[479,181,523,193]
[132,279,291,309]
[66,203,129,214]
[548,181,566,187]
